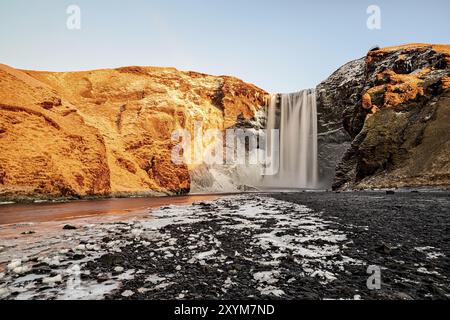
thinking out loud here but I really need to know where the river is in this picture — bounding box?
[0,195,221,225]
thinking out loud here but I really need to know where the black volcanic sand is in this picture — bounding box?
[97,191,449,300]
[269,191,450,299]
[1,192,449,300]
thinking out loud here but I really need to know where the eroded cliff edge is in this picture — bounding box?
[317,44,450,190]
[0,65,267,200]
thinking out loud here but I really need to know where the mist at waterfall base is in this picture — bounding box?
[262,90,319,190]
[190,89,319,193]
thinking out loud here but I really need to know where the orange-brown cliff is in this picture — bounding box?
[0,64,267,200]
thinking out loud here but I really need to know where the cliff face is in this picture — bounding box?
[318,44,450,190]
[0,64,266,200]
[2,43,448,199]
[316,59,366,187]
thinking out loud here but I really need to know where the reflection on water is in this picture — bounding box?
[0,195,220,225]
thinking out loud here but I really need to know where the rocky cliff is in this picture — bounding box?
[0,64,266,200]
[2,43,448,199]
[317,44,450,190]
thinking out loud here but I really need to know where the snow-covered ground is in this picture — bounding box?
[0,195,367,300]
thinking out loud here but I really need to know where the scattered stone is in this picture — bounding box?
[392,292,414,300]
[375,243,392,254]
[2,192,449,301]
[99,253,124,267]
[386,190,395,195]
[71,254,86,260]
[21,231,35,235]
[63,224,77,230]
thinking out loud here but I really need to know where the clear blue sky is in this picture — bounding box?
[0,0,449,93]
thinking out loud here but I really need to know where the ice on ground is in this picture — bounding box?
[0,194,360,300]
[257,285,285,297]
[121,290,134,297]
[145,274,166,284]
[7,259,22,270]
[253,271,279,285]
[0,286,10,298]
[310,270,337,282]
[42,274,62,285]
[114,266,124,273]
[12,266,30,275]
[414,247,445,260]
[194,249,217,260]
[417,267,441,276]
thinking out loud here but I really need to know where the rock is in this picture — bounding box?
[99,253,125,267]
[0,64,267,199]
[316,58,366,187]
[394,292,414,300]
[63,224,77,230]
[318,44,450,190]
[34,264,52,274]
[71,254,86,261]
[375,243,392,254]
[21,230,35,235]
[386,190,395,195]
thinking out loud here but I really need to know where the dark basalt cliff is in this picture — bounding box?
[316,59,366,187]
[317,44,450,190]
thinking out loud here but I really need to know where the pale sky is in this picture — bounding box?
[0,0,449,93]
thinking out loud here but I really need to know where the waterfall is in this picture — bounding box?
[264,89,318,189]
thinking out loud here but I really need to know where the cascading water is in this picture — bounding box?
[264,89,318,189]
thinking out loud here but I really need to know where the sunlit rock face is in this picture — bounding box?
[318,44,450,190]
[0,64,267,200]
